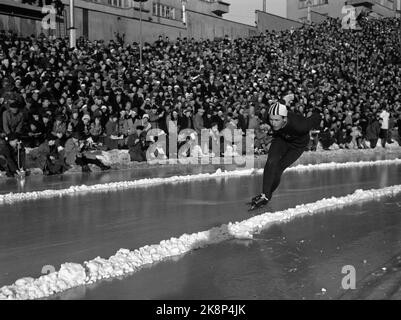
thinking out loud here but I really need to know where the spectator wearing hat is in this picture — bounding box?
[64,73,79,97]
[23,97,39,121]
[51,79,63,101]
[208,122,221,157]
[148,105,163,130]
[111,89,125,113]
[336,124,349,149]
[127,125,147,162]
[31,134,68,176]
[247,106,260,131]
[2,100,24,136]
[365,114,381,148]
[64,131,110,172]
[43,136,69,175]
[89,116,105,144]
[211,109,225,132]
[75,113,92,139]
[133,113,152,133]
[41,112,53,137]
[67,108,80,133]
[179,108,194,131]
[237,108,248,133]
[51,114,67,143]
[166,109,180,133]
[99,105,110,128]
[105,113,122,150]
[26,111,46,148]
[379,106,390,148]
[193,108,205,136]
[0,133,27,178]
[222,113,242,155]
[117,110,131,148]
[21,66,38,88]
[319,127,336,151]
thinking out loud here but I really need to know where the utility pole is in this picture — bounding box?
[182,0,187,24]
[307,0,312,24]
[397,0,401,55]
[134,0,148,70]
[68,0,76,48]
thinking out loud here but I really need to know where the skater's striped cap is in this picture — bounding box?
[268,102,288,117]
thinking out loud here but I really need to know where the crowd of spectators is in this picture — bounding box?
[1,16,401,177]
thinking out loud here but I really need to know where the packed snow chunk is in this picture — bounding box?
[58,263,86,286]
[14,277,35,287]
[116,248,130,256]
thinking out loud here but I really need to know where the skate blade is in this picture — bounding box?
[248,205,262,212]
[248,203,270,213]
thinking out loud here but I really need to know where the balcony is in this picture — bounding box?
[345,0,374,9]
[0,0,64,21]
[211,0,230,17]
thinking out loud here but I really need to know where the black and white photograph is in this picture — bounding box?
[1,0,401,305]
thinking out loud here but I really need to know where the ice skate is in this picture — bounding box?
[248,194,270,212]
[246,194,262,205]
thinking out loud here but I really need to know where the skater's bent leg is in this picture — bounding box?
[262,138,288,199]
[270,147,304,195]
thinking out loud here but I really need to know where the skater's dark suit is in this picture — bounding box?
[263,110,321,200]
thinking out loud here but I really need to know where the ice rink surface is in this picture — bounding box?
[1,151,401,299]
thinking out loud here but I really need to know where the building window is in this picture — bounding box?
[299,0,328,9]
[153,3,177,20]
[107,0,124,7]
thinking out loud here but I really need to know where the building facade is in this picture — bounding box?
[266,0,401,23]
[1,0,262,43]
[3,0,397,43]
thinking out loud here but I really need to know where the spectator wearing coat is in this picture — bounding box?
[365,114,381,148]
[64,131,110,172]
[2,101,24,136]
[127,125,147,162]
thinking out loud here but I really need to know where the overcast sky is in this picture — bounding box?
[223,0,264,26]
